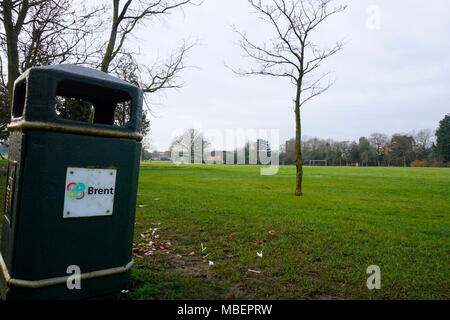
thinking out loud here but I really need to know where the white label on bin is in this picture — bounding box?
[63,167,117,218]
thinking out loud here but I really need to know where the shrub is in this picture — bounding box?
[411,160,430,167]
[429,160,447,168]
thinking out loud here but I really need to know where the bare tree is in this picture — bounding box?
[0,0,100,104]
[112,53,150,135]
[100,0,196,96]
[233,0,346,196]
[413,129,433,159]
[19,1,103,71]
[369,133,389,166]
[0,0,199,147]
[0,0,36,105]
[93,0,198,137]
[0,0,102,149]
[170,128,210,164]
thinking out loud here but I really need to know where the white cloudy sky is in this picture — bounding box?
[131,0,450,150]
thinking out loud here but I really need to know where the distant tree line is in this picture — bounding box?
[146,115,450,167]
[165,128,274,165]
[281,115,450,167]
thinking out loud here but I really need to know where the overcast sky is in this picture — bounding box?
[132,0,450,150]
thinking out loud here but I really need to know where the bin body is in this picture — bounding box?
[0,65,143,300]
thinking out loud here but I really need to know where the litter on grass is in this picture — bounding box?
[248,269,261,274]
[133,226,171,258]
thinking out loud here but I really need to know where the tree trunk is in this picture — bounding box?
[6,35,20,107]
[294,84,303,196]
[101,0,120,73]
[2,0,21,107]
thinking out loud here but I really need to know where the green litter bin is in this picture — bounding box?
[0,64,143,300]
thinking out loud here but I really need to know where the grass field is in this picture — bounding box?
[129,163,449,300]
[0,162,449,300]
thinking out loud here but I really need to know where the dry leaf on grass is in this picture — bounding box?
[160,241,171,250]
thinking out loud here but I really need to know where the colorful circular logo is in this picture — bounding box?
[67,182,86,200]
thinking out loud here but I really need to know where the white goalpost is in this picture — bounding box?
[309,160,327,166]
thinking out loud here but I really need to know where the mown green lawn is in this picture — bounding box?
[129,163,449,300]
[0,161,448,300]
